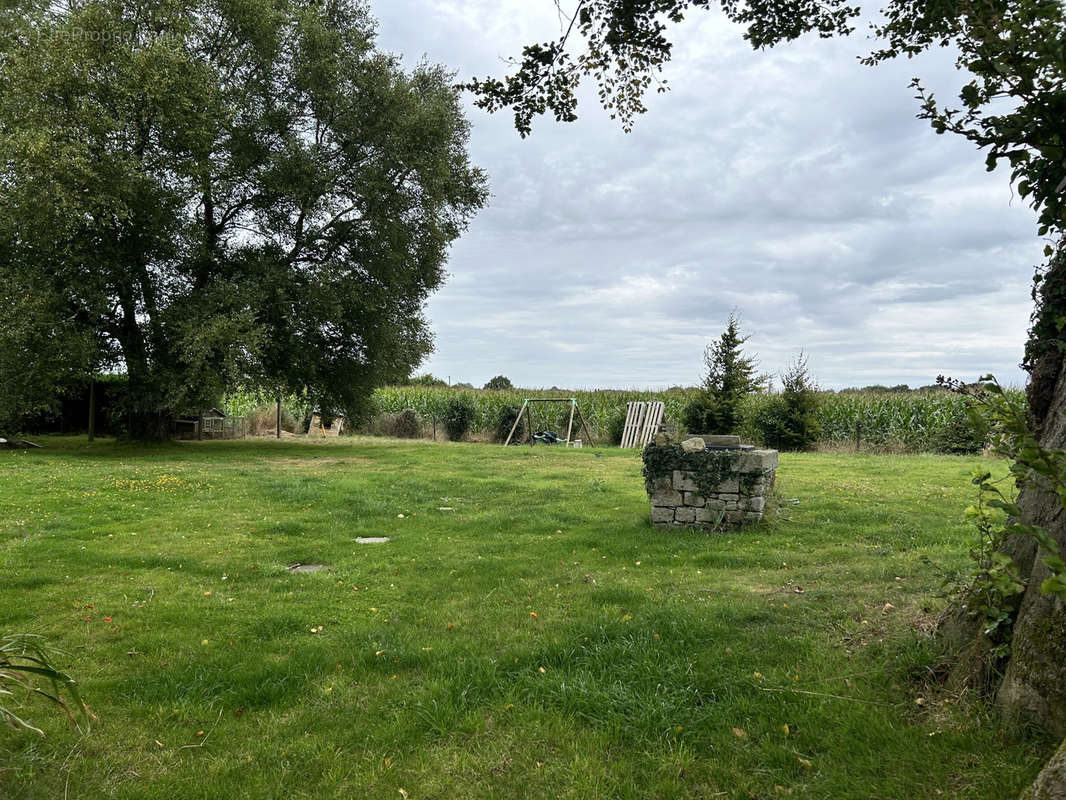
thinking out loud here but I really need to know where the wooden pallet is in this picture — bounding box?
[619,401,664,448]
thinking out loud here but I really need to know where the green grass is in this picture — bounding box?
[0,437,1053,798]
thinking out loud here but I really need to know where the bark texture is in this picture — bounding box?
[997,254,1066,737]
[1019,739,1066,800]
[1012,251,1066,800]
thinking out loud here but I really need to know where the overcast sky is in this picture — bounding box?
[371,1,1044,391]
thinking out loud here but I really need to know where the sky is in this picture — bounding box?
[370,0,1045,391]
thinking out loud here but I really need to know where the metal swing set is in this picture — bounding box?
[502,398,595,447]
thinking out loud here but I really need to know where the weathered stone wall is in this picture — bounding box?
[642,438,777,528]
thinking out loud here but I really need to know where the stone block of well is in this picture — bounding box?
[642,438,777,529]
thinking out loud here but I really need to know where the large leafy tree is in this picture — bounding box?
[0,0,486,437]
[469,0,1066,792]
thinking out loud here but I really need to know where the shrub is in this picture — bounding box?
[682,394,715,435]
[394,408,421,438]
[249,404,297,435]
[363,413,394,437]
[366,409,422,438]
[753,395,787,447]
[442,395,476,441]
[484,375,513,391]
[929,409,988,454]
[495,404,525,442]
[754,353,822,450]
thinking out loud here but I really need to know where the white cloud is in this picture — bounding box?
[371,1,1043,390]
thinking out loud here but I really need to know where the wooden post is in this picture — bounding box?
[276,397,282,439]
[197,409,203,440]
[503,400,527,447]
[855,419,861,452]
[576,407,595,447]
[564,400,576,444]
[87,379,96,443]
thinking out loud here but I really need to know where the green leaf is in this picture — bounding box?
[987,499,1023,516]
[1040,575,1066,597]
[1042,554,1066,573]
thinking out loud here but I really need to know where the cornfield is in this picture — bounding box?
[815,391,986,449]
[371,386,699,440]
[220,384,1022,452]
[368,385,1024,453]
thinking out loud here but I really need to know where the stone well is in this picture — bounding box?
[641,436,778,528]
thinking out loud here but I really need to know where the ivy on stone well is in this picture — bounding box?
[641,443,768,500]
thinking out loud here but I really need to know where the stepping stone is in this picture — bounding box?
[288,563,328,573]
[355,537,390,544]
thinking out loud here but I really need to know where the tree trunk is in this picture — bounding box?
[1018,739,1066,800]
[996,362,1066,737]
[996,246,1066,737]
[1010,249,1066,798]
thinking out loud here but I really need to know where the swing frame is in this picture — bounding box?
[502,398,595,447]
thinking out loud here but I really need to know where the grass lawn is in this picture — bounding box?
[0,436,1054,798]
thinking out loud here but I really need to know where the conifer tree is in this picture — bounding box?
[683,312,761,435]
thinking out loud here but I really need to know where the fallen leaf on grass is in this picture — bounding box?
[732,727,748,739]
